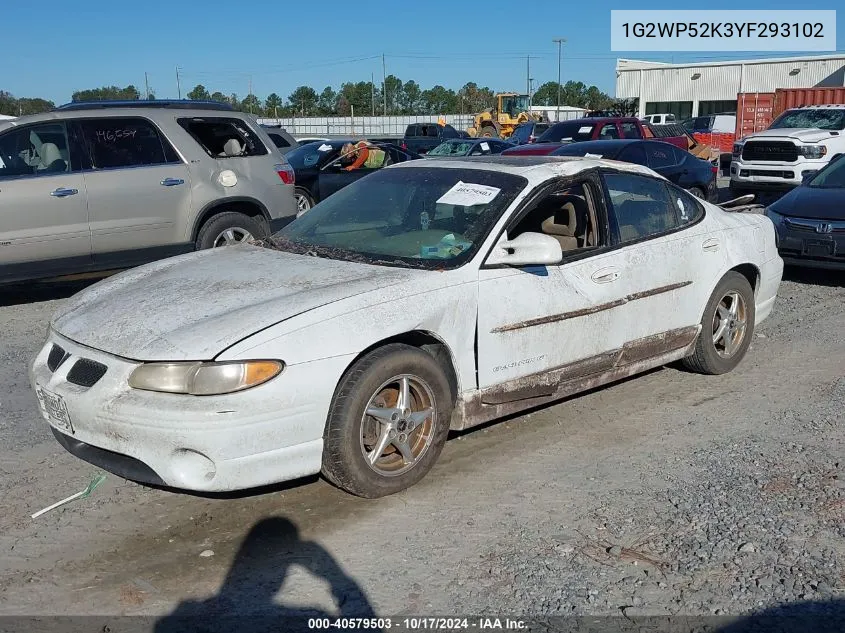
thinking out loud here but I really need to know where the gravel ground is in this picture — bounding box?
[0,238,843,628]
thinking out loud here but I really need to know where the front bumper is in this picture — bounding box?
[29,331,352,491]
[767,213,845,271]
[730,158,826,190]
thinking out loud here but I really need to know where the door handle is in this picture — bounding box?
[50,187,78,198]
[160,178,185,186]
[591,267,620,283]
[702,237,720,252]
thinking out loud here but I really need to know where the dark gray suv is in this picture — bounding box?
[0,100,297,285]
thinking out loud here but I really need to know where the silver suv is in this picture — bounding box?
[0,100,296,285]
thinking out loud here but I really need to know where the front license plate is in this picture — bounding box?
[35,385,74,434]
[803,239,835,258]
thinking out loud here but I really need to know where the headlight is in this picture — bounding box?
[129,360,284,395]
[798,145,826,159]
[732,142,743,156]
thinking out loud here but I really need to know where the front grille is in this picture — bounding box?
[740,169,794,179]
[66,358,108,387]
[47,345,68,372]
[742,141,798,162]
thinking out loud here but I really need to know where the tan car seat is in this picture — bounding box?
[541,202,579,251]
[220,138,244,157]
[36,143,67,172]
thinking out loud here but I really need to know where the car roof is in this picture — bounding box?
[549,117,638,125]
[554,139,638,153]
[0,106,255,129]
[389,154,656,185]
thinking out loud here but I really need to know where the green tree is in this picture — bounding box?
[288,86,319,116]
[531,82,561,107]
[210,91,228,103]
[228,93,241,110]
[317,86,337,115]
[241,94,261,113]
[72,85,141,102]
[17,97,56,115]
[338,81,375,115]
[420,85,456,115]
[264,92,284,117]
[457,82,495,114]
[383,74,402,114]
[0,90,17,115]
[187,84,211,100]
[399,80,421,114]
[585,85,611,110]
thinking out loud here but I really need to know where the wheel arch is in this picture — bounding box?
[337,331,461,404]
[191,197,271,241]
[729,262,761,296]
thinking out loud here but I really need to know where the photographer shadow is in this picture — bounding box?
[155,517,377,633]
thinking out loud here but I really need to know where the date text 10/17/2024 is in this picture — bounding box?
[308,617,527,630]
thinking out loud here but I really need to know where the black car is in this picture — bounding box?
[286,140,421,214]
[551,139,718,202]
[765,153,845,270]
[425,138,512,157]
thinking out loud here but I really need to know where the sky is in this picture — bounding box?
[2,0,844,105]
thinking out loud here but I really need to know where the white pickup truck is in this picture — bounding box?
[730,104,845,195]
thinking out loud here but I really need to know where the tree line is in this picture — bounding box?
[1,78,616,118]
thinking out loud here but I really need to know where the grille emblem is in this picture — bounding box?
[816,223,833,234]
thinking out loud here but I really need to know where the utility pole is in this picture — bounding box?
[382,54,388,115]
[248,75,253,113]
[144,72,150,100]
[175,66,182,99]
[553,38,566,117]
[526,56,530,101]
[371,72,376,116]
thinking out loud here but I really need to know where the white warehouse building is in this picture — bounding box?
[616,53,845,120]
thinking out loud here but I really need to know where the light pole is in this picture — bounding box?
[553,38,566,118]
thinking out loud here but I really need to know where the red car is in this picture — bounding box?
[502,117,689,156]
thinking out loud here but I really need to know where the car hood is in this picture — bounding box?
[769,185,845,221]
[743,128,838,143]
[52,246,426,361]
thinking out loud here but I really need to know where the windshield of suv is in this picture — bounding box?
[808,155,845,188]
[537,121,596,143]
[769,109,845,131]
[500,96,530,117]
[286,141,339,168]
[265,167,526,269]
[427,141,474,156]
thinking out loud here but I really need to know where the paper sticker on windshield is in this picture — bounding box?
[436,181,500,207]
[584,153,603,158]
[480,142,490,151]
[317,144,333,152]
[578,126,592,134]
[677,197,688,220]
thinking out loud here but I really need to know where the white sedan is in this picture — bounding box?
[30,156,783,498]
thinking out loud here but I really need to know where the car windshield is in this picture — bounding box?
[286,141,338,168]
[537,121,596,143]
[691,116,714,132]
[769,109,845,131]
[427,141,474,156]
[808,155,845,188]
[500,95,530,117]
[264,167,527,269]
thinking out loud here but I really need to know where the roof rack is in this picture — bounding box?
[54,100,235,111]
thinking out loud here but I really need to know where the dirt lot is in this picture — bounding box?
[0,260,843,628]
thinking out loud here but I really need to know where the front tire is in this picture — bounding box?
[196,212,266,249]
[322,344,454,498]
[682,271,756,375]
[479,126,499,138]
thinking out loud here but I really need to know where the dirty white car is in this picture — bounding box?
[30,156,784,498]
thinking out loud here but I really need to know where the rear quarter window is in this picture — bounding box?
[178,117,268,158]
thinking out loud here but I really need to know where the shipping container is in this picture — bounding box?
[772,87,845,119]
[735,92,775,140]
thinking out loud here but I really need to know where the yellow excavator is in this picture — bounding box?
[468,92,548,139]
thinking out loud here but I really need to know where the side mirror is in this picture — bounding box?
[485,232,562,267]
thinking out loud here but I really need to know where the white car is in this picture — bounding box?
[30,156,784,498]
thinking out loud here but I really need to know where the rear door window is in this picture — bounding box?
[598,123,620,139]
[603,172,680,243]
[619,122,643,139]
[617,143,648,165]
[644,142,681,170]
[178,117,268,158]
[268,133,291,148]
[78,117,180,169]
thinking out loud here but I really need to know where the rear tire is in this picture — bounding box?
[688,186,706,199]
[321,344,453,498]
[294,188,314,217]
[479,126,499,138]
[682,271,755,375]
[196,212,266,250]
